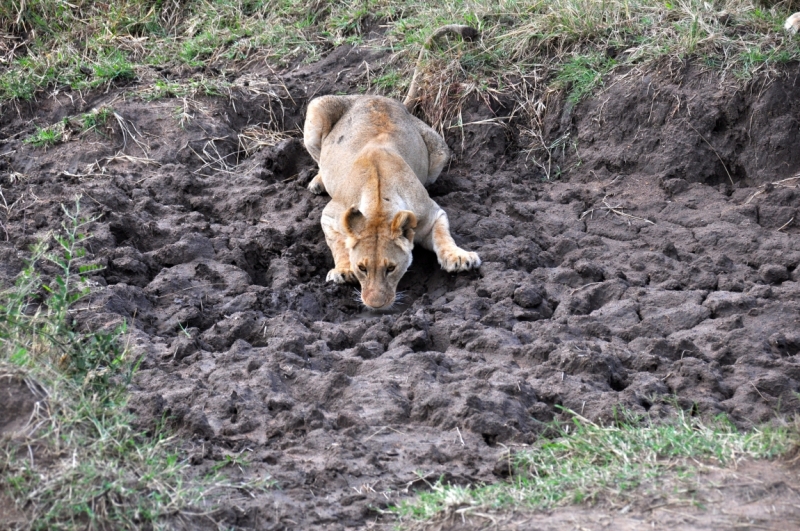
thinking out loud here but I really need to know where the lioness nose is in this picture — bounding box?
[362,290,392,309]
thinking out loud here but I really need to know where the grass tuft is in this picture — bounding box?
[391,408,794,521]
[24,106,115,149]
[23,122,65,148]
[92,50,136,84]
[557,53,617,104]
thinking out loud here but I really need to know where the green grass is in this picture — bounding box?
[391,409,794,521]
[138,78,231,101]
[79,106,113,133]
[2,0,799,105]
[23,122,65,148]
[556,53,617,104]
[92,50,136,84]
[0,198,268,530]
[24,106,114,148]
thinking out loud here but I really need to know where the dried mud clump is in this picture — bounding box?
[1,51,799,528]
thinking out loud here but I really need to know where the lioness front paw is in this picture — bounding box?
[308,174,326,195]
[438,248,481,272]
[326,268,356,284]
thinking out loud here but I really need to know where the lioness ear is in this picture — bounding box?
[391,210,417,242]
[342,206,366,238]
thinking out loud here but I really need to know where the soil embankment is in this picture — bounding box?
[1,50,799,528]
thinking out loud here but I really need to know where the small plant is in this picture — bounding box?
[0,68,37,100]
[178,321,192,338]
[37,202,116,379]
[79,106,113,134]
[23,107,113,148]
[375,69,404,93]
[139,78,229,101]
[23,122,66,148]
[92,51,135,84]
[180,31,223,66]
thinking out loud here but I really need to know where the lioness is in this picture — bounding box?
[303,25,481,310]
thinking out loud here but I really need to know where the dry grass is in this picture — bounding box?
[238,124,293,157]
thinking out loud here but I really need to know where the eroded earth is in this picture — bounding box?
[1,47,800,529]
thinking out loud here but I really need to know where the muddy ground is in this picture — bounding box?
[1,47,800,529]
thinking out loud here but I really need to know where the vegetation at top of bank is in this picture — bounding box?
[1,0,799,105]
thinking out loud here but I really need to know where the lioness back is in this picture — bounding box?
[317,96,429,186]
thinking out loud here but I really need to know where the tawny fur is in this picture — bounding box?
[303,26,481,310]
[786,13,800,34]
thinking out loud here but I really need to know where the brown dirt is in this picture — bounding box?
[0,371,38,440]
[1,47,799,529]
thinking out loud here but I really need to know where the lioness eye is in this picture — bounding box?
[386,265,396,273]
[358,265,367,272]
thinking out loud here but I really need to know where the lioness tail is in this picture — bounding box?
[403,24,479,112]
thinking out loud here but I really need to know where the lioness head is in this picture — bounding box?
[342,207,417,310]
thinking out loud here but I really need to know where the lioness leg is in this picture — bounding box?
[308,174,326,195]
[425,210,481,272]
[412,117,450,185]
[321,214,356,283]
[324,232,356,283]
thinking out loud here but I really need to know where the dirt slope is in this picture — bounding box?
[1,48,799,528]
